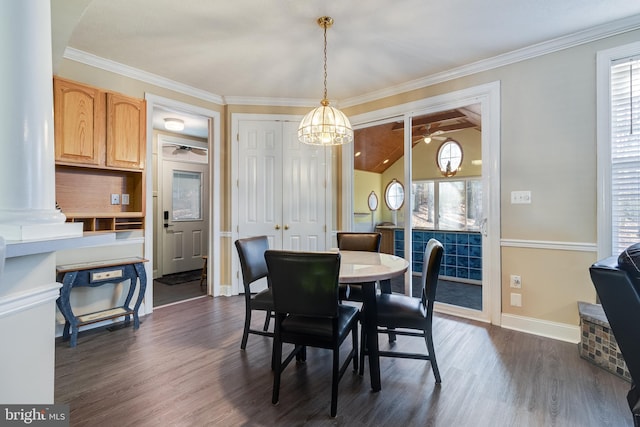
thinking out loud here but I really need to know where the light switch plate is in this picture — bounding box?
[121,194,129,205]
[111,194,120,205]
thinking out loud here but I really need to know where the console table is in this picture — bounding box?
[56,257,148,347]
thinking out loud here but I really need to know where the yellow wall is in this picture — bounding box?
[353,170,382,228]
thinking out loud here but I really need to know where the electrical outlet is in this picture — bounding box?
[511,190,532,204]
[121,194,129,205]
[510,292,522,307]
[110,194,120,205]
[510,274,522,289]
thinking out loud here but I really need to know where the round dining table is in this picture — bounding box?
[338,250,409,392]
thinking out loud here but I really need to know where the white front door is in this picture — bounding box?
[236,119,328,291]
[162,157,209,275]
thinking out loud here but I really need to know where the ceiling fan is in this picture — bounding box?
[413,124,448,144]
[171,145,207,156]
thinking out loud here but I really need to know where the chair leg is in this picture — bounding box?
[241,307,252,350]
[263,311,271,331]
[352,321,359,372]
[331,345,340,417]
[425,329,441,383]
[359,324,366,376]
[272,336,283,405]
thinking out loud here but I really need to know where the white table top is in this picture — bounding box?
[338,250,409,283]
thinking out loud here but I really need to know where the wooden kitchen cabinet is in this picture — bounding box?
[53,77,105,166]
[53,77,147,232]
[53,77,146,170]
[106,92,146,170]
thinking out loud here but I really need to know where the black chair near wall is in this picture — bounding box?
[265,250,359,418]
[589,243,640,427]
[336,232,382,301]
[234,236,274,350]
[360,238,443,383]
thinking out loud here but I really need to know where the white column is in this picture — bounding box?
[0,0,80,240]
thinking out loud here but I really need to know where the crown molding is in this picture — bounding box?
[64,13,640,109]
[63,47,225,105]
[341,13,640,108]
[223,95,317,107]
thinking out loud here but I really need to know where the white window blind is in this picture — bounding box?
[611,57,640,254]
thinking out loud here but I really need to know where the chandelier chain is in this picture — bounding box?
[323,23,328,101]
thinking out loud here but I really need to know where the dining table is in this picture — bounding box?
[338,250,409,392]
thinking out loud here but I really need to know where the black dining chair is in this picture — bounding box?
[336,232,382,301]
[265,250,359,418]
[360,238,443,383]
[234,236,274,350]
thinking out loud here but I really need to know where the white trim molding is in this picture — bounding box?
[501,239,597,252]
[501,313,581,344]
[0,283,61,319]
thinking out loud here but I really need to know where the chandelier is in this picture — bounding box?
[298,16,353,146]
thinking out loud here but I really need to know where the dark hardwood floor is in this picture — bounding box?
[55,296,632,426]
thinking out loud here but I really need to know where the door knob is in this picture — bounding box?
[284,225,289,230]
[275,224,280,230]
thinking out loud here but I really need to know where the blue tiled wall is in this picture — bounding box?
[394,229,482,281]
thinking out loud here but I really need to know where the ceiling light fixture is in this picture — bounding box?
[164,118,184,132]
[298,16,353,146]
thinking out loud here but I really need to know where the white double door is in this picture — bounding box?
[237,119,328,290]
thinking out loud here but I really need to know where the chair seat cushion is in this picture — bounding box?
[251,288,273,311]
[281,305,359,343]
[376,293,426,330]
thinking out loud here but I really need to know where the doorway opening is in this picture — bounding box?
[147,102,213,308]
[353,105,483,310]
[345,82,501,325]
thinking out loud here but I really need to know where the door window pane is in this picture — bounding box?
[172,171,202,221]
[411,181,435,228]
[466,180,482,231]
[438,181,465,230]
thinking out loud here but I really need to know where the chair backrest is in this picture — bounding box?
[421,238,444,311]
[589,256,640,385]
[235,236,269,291]
[265,250,341,318]
[337,232,382,252]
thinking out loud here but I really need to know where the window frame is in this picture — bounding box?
[411,176,482,231]
[596,41,640,258]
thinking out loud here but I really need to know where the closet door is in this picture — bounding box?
[281,121,326,251]
[237,120,284,251]
[237,120,327,252]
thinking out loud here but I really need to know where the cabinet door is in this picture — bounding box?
[106,93,146,170]
[53,78,105,166]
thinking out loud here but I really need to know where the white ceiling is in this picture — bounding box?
[55,0,640,136]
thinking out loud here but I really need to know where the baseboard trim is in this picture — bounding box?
[501,313,580,344]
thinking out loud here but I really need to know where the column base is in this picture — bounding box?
[0,222,82,241]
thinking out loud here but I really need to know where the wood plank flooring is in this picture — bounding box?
[55,296,633,426]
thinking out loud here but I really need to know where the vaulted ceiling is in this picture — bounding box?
[354,106,481,173]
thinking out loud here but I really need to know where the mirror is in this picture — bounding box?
[368,191,378,211]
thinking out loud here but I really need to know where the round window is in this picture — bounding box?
[384,179,404,211]
[437,139,463,177]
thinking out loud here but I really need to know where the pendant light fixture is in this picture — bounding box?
[298,16,353,145]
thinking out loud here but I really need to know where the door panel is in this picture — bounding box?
[238,121,283,250]
[281,121,326,251]
[162,159,209,275]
